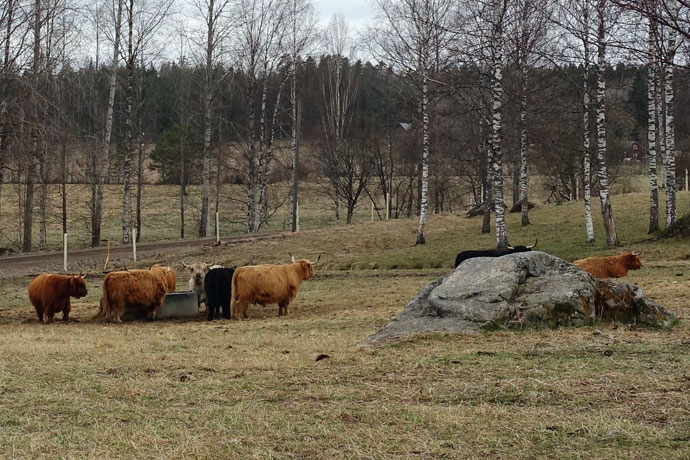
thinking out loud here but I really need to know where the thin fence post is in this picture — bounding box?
[63,233,67,272]
[386,193,390,220]
[132,228,137,262]
[216,212,220,243]
[296,201,300,232]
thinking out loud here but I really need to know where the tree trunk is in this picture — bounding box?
[290,74,300,233]
[93,0,122,247]
[62,144,67,235]
[121,0,134,244]
[180,138,185,238]
[647,12,659,233]
[136,134,143,242]
[519,63,529,226]
[415,73,429,245]
[200,0,214,238]
[38,147,47,250]
[595,0,619,247]
[491,1,507,248]
[23,162,35,253]
[664,0,677,227]
[582,9,595,243]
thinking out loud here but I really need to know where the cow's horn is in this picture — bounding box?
[288,252,296,263]
[181,260,190,267]
[506,245,514,250]
[526,239,538,249]
[631,250,641,256]
[79,271,85,278]
[310,254,321,265]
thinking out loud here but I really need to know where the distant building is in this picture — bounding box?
[624,141,645,162]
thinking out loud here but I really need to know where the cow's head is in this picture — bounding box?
[181,261,213,284]
[289,253,320,280]
[70,273,88,298]
[506,239,538,253]
[624,251,642,270]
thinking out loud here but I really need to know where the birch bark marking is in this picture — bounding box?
[199,0,214,238]
[415,3,431,245]
[647,9,659,233]
[582,1,595,243]
[664,0,678,226]
[93,0,122,247]
[121,0,135,244]
[519,63,529,226]
[491,0,507,248]
[595,0,619,247]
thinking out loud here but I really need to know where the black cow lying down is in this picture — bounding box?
[204,267,235,320]
[454,240,538,268]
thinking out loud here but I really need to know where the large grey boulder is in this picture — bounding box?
[360,251,675,347]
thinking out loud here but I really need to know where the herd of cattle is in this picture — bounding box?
[25,243,642,324]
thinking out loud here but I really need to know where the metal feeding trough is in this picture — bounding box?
[156,291,199,319]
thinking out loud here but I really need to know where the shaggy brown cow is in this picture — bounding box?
[573,251,642,278]
[230,254,319,319]
[98,266,176,323]
[27,273,88,323]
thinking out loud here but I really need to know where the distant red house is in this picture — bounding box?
[624,141,645,162]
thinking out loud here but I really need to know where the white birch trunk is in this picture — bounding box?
[121,0,134,244]
[416,72,429,245]
[94,0,122,247]
[582,7,595,243]
[491,0,507,248]
[656,57,665,190]
[199,0,214,238]
[595,0,619,247]
[519,63,529,226]
[290,60,299,232]
[647,12,659,233]
[664,0,678,227]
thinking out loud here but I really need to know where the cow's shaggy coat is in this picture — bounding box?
[573,252,642,278]
[230,259,316,319]
[27,274,88,323]
[97,266,176,323]
[204,267,235,320]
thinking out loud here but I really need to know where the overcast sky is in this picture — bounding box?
[315,0,374,34]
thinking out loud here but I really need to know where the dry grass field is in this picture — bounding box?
[1,179,690,459]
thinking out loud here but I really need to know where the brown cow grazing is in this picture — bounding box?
[27,273,88,323]
[98,265,176,323]
[573,251,642,278]
[230,254,320,319]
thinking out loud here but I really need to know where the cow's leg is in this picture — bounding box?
[150,297,165,321]
[63,300,71,323]
[207,301,216,321]
[45,306,56,324]
[278,300,290,316]
[34,303,44,323]
[221,300,230,319]
[232,298,248,320]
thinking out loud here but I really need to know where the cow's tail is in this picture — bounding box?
[230,270,239,319]
[94,277,112,320]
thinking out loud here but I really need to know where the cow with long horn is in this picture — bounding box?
[454,239,538,269]
[230,254,320,319]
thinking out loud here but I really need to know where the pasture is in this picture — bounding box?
[0,185,690,459]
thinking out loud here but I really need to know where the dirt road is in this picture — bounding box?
[0,232,282,278]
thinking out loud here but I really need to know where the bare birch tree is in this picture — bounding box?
[369,0,454,245]
[92,0,122,247]
[663,0,678,226]
[120,0,172,243]
[647,1,660,233]
[287,0,316,232]
[595,0,619,247]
